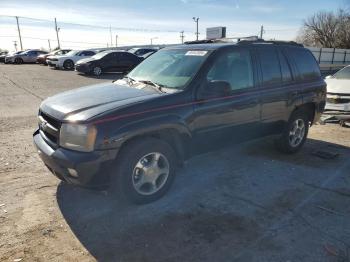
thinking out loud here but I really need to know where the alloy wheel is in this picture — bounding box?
[132,152,170,196]
[289,119,305,147]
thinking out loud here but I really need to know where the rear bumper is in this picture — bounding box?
[37,58,47,64]
[33,129,118,188]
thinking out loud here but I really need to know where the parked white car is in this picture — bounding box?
[325,65,350,118]
[47,50,97,70]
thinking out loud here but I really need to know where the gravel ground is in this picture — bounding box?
[1,64,350,262]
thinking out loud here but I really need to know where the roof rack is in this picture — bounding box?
[184,39,227,45]
[185,40,213,45]
[237,39,303,47]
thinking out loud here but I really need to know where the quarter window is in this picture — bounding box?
[207,49,254,91]
[289,48,321,80]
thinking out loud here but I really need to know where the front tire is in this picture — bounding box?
[110,138,177,204]
[63,60,74,70]
[15,58,23,64]
[275,109,309,154]
[92,66,102,76]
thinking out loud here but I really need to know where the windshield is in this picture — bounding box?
[128,49,210,89]
[64,50,79,56]
[333,66,350,79]
[91,51,111,59]
[128,48,138,54]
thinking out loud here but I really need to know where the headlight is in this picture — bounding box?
[59,123,97,152]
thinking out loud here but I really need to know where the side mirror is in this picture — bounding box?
[325,75,333,79]
[198,80,231,99]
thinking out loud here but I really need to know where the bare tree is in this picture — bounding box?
[297,9,350,48]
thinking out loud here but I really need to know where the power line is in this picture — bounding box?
[0,35,108,45]
[0,15,185,33]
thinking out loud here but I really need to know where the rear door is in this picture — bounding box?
[255,46,296,134]
[192,47,260,150]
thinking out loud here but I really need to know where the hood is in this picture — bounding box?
[76,57,95,64]
[325,78,350,94]
[40,82,161,122]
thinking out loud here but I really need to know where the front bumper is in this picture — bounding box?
[47,60,59,68]
[75,63,91,73]
[325,102,350,112]
[5,57,14,63]
[33,129,118,188]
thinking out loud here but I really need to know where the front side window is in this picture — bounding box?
[206,49,254,91]
[128,49,210,89]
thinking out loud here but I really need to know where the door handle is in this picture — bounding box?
[291,91,298,96]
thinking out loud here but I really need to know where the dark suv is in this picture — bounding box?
[33,40,326,204]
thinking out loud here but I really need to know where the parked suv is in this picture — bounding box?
[33,40,326,204]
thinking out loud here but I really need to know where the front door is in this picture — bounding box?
[191,47,260,152]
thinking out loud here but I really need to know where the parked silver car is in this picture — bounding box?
[6,49,48,64]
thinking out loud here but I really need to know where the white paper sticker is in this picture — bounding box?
[185,51,208,56]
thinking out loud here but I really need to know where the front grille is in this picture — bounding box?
[38,111,61,147]
[327,98,350,104]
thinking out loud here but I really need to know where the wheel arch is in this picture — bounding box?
[115,127,191,166]
[294,102,316,125]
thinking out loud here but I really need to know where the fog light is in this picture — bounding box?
[67,168,78,178]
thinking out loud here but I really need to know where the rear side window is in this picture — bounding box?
[257,47,281,85]
[278,51,292,82]
[289,48,321,81]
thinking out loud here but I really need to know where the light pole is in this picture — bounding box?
[15,16,23,50]
[193,17,199,41]
[54,18,61,49]
[116,35,118,47]
[150,37,158,45]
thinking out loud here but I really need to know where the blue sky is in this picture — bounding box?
[0,0,346,51]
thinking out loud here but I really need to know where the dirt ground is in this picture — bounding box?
[1,64,350,262]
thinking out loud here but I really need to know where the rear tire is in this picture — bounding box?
[110,137,177,204]
[63,60,74,70]
[275,109,309,154]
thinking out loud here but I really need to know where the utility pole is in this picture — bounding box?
[150,37,158,45]
[15,16,23,50]
[115,35,118,47]
[54,18,61,49]
[109,25,113,47]
[180,31,185,44]
[193,17,199,41]
[48,39,51,51]
[260,25,264,39]
[13,41,18,51]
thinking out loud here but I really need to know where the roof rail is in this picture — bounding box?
[184,39,216,45]
[237,39,303,47]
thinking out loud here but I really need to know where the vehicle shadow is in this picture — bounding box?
[56,137,350,262]
[78,72,125,81]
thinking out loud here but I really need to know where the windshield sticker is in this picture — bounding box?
[185,51,208,56]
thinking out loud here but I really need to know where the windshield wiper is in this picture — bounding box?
[123,76,136,85]
[138,80,166,93]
